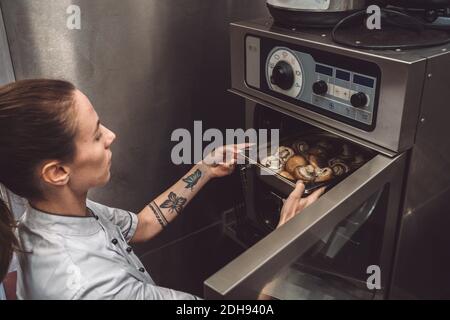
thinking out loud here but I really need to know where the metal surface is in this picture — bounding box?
[0,0,268,209]
[266,0,368,12]
[390,50,450,299]
[230,19,439,153]
[205,151,406,299]
[0,5,14,84]
[0,0,269,295]
[388,0,450,9]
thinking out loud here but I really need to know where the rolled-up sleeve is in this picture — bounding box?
[87,200,138,242]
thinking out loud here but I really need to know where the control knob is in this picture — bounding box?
[270,61,294,90]
[312,80,328,95]
[350,92,368,108]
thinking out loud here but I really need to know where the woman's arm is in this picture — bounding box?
[131,145,243,243]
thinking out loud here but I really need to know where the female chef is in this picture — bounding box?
[0,79,324,299]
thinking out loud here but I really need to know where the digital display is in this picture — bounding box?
[353,74,375,88]
[315,64,333,76]
[336,70,350,81]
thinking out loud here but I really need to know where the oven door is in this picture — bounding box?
[204,150,406,300]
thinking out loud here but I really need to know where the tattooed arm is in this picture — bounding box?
[131,145,245,243]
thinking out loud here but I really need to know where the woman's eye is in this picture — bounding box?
[95,133,103,141]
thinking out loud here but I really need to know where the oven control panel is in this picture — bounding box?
[245,35,381,131]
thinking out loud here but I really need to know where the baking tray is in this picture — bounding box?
[241,132,375,197]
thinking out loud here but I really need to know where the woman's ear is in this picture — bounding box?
[40,161,71,186]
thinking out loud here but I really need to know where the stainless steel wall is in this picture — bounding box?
[0,5,14,84]
[0,0,268,295]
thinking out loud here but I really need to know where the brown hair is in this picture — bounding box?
[0,79,77,281]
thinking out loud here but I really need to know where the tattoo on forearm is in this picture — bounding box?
[160,192,187,215]
[182,169,202,191]
[148,201,168,228]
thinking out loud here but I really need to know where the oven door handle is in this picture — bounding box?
[204,152,406,299]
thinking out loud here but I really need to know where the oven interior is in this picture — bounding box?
[226,105,392,299]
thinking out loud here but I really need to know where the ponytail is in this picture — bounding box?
[0,198,18,282]
[0,79,76,281]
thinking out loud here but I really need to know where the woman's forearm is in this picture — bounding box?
[131,162,213,243]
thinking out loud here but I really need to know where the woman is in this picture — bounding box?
[0,79,324,299]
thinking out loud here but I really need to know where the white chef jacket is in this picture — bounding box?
[16,200,198,300]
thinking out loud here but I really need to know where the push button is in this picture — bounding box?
[111,238,118,245]
[139,267,145,273]
[126,247,133,253]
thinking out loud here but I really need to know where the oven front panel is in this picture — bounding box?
[232,20,427,153]
[246,35,381,132]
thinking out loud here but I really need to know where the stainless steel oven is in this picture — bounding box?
[204,18,450,299]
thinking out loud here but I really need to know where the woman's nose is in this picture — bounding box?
[105,128,116,147]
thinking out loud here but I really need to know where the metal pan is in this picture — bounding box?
[244,132,376,197]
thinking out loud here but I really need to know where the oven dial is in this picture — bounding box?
[270,61,294,90]
[351,92,369,108]
[267,48,303,98]
[313,80,328,95]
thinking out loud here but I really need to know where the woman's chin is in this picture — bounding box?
[98,170,111,186]
[105,170,111,182]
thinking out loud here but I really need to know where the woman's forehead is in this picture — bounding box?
[74,90,98,138]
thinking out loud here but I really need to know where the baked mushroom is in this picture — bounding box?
[278,171,295,181]
[328,157,347,167]
[340,144,354,160]
[315,167,334,183]
[309,146,328,158]
[261,155,283,172]
[285,155,308,174]
[292,141,309,154]
[293,165,316,182]
[331,162,351,177]
[350,154,365,169]
[316,140,335,153]
[308,154,327,169]
[275,146,295,164]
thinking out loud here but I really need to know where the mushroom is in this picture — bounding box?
[285,155,308,175]
[292,140,309,154]
[316,140,335,153]
[309,146,328,158]
[351,154,365,169]
[328,157,346,167]
[315,167,334,183]
[308,154,327,169]
[278,171,295,181]
[331,162,351,177]
[340,144,354,160]
[275,146,295,164]
[293,165,316,182]
[261,155,283,172]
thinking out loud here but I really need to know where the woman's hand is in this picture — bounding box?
[201,144,249,179]
[277,181,326,228]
